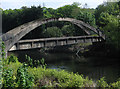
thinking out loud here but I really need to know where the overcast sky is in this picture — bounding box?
[0,0,107,10]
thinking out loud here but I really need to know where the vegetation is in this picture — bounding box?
[2,6,43,33]
[1,1,120,88]
[0,40,120,88]
[94,1,120,50]
[1,53,120,88]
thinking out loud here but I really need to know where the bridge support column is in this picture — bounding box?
[91,37,93,42]
[44,41,46,47]
[55,40,58,46]
[66,39,68,45]
[16,43,20,50]
[31,42,34,48]
[83,38,85,43]
[75,38,78,43]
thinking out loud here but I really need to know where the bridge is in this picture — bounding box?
[9,36,103,51]
[1,18,105,52]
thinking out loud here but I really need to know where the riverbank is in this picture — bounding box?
[2,55,120,88]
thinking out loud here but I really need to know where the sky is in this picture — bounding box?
[0,0,107,10]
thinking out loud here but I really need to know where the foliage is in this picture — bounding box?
[97,12,113,27]
[2,68,15,88]
[95,1,120,50]
[102,16,119,49]
[0,42,6,66]
[40,58,47,69]
[76,11,96,27]
[55,2,79,18]
[95,1,119,25]
[2,5,43,33]
[25,55,33,67]
[1,42,5,59]
[97,77,109,87]
[28,67,84,88]
[7,54,18,64]
[25,55,47,69]
[43,7,55,18]
[42,27,63,37]
[1,53,120,88]
[16,64,34,88]
[61,24,75,36]
[83,77,94,87]
[0,41,5,87]
[111,78,120,87]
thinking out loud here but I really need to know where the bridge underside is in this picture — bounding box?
[9,36,103,51]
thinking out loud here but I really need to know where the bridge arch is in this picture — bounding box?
[1,18,104,52]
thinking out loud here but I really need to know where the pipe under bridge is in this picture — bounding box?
[9,35,103,51]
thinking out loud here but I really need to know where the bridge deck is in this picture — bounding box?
[18,36,100,43]
[9,36,103,51]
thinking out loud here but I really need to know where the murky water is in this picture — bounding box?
[8,49,120,83]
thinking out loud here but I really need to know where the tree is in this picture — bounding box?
[55,2,81,18]
[42,27,63,37]
[2,6,43,33]
[101,15,119,49]
[95,2,119,26]
[76,11,96,26]
[61,24,75,36]
[97,12,111,27]
[43,8,55,18]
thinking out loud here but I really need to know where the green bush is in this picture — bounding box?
[7,54,18,64]
[16,64,34,88]
[61,24,75,36]
[97,77,109,87]
[42,27,63,37]
[111,78,120,88]
[3,68,15,88]
[25,55,33,67]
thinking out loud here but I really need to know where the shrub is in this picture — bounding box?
[7,54,18,64]
[42,27,63,37]
[2,68,15,88]
[111,78,120,88]
[97,77,108,87]
[16,64,34,88]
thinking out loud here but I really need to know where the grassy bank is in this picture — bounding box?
[1,54,120,88]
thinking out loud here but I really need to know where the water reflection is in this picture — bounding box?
[8,49,120,83]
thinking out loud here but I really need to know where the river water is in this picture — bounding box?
[8,49,120,83]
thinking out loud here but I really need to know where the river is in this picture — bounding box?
[8,49,120,83]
